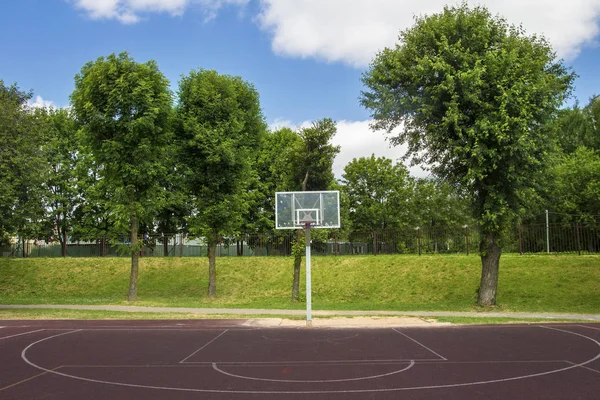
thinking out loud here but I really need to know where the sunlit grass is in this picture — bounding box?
[1,254,598,313]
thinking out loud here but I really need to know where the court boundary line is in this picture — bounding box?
[392,328,447,360]
[18,325,600,394]
[0,329,45,340]
[180,329,229,363]
[577,325,600,332]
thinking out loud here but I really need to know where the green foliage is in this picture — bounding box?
[342,155,413,231]
[411,178,473,229]
[175,69,266,242]
[552,147,600,224]
[36,108,80,244]
[361,3,575,236]
[71,51,172,234]
[0,81,46,243]
[291,118,340,191]
[247,127,303,233]
[553,96,600,154]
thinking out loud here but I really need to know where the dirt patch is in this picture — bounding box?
[244,316,450,328]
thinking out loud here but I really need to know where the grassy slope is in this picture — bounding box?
[0,254,598,313]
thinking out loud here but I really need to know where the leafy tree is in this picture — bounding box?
[0,81,46,245]
[291,119,340,191]
[361,3,574,305]
[176,69,265,298]
[553,96,600,153]
[70,52,172,301]
[37,108,80,256]
[410,178,472,229]
[552,147,600,224]
[250,127,303,234]
[341,155,413,231]
[289,119,340,302]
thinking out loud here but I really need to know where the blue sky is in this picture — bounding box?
[2,0,599,177]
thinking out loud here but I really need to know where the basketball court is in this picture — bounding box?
[1,320,599,399]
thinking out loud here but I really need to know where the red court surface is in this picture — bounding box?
[1,320,599,399]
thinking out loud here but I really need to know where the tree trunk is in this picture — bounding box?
[291,171,310,302]
[163,236,169,257]
[62,228,67,257]
[208,232,217,298]
[292,229,302,302]
[128,217,139,302]
[477,232,501,306]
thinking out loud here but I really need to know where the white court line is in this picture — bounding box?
[180,330,229,363]
[392,328,447,360]
[576,325,600,332]
[565,360,600,375]
[0,329,45,340]
[212,360,415,383]
[182,358,441,366]
[19,325,600,395]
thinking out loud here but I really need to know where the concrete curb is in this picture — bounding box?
[1,305,599,321]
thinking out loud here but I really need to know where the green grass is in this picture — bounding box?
[0,309,306,320]
[1,254,599,314]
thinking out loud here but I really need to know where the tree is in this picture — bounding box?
[38,108,80,256]
[71,52,172,301]
[341,155,413,231]
[289,119,340,302]
[552,147,600,224]
[0,81,46,245]
[410,178,472,230]
[553,96,600,154]
[250,127,303,235]
[361,3,574,306]
[176,69,265,298]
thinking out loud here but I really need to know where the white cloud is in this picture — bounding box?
[269,118,428,179]
[257,0,600,66]
[332,120,428,180]
[28,96,56,109]
[72,0,248,24]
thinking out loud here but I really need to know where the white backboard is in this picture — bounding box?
[275,191,340,229]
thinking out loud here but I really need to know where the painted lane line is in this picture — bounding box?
[212,360,415,383]
[180,329,229,363]
[0,366,63,392]
[20,325,600,394]
[392,328,447,360]
[0,329,45,340]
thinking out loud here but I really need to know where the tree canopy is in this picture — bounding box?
[71,52,173,300]
[361,3,575,305]
[176,69,266,298]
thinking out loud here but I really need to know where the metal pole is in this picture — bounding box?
[305,224,312,328]
[546,209,550,254]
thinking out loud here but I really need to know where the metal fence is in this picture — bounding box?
[2,224,599,258]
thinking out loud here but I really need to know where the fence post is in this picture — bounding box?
[546,209,550,253]
[416,227,421,256]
